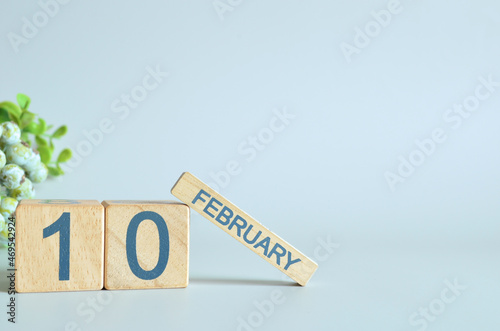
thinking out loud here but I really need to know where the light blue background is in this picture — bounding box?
[1,0,499,330]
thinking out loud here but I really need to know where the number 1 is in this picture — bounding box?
[43,212,70,281]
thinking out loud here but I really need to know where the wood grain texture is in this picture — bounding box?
[103,200,189,290]
[16,199,104,293]
[171,172,318,286]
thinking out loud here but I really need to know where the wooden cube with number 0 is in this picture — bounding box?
[103,200,189,290]
[16,199,105,293]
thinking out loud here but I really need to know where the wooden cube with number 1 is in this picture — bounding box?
[16,199,104,293]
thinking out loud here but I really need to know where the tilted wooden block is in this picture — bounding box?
[171,172,318,286]
[102,200,189,290]
[16,199,104,293]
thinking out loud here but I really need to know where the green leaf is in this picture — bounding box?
[23,119,39,133]
[17,94,31,110]
[57,163,65,175]
[20,132,31,146]
[47,166,63,176]
[38,146,52,164]
[49,139,55,152]
[57,149,72,163]
[38,118,47,134]
[0,101,22,118]
[0,109,10,123]
[35,135,48,147]
[52,125,67,138]
[23,121,39,134]
[8,113,20,126]
[20,111,36,129]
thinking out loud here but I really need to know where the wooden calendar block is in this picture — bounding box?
[102,200,189,290]
[16,199,104,293]
[171,172,318,286]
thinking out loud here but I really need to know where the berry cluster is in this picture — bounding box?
[0,122,45,236]
[0,94,71,245]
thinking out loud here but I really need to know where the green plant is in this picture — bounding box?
[0,93,72,245]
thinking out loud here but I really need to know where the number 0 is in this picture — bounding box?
[43,212,70,281]
[126,211,170,280]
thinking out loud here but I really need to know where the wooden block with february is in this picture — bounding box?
[171,172,318,286]
[16,199,104,293]
[102,200,189,290]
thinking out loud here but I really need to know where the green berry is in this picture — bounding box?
[11,178,35,200]
[0,186,7,197]
[23,150,41,172]
[0,197,18,220]
[0,150,6,169]
[0,164,25,189]
[0,122,21,145]
[27,163,48,183]
[0,213,5,233]
[6,142,31,166]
